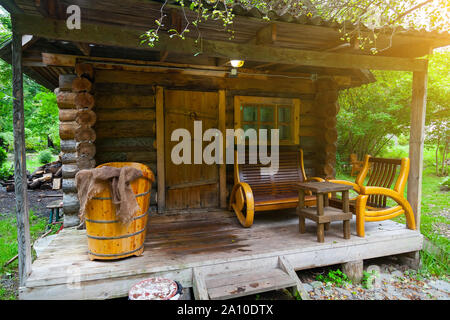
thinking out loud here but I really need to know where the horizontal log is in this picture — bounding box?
[63,192,80,215]
[62,178,77,193]
[95,151,156,164]
[72,77,92,93]
[95,121,155,139]
[95,70,315,94]
[76,109,97,126]
[95,94,155,109]
[62,164,79,179]
[96,108,155,121]
[60,139,77,153]
[59,109,77,122]
[58,74,76,91]
[300,126,321,137]
[77,141,96,159]
[60,152,77,164]
[74,126,96,142]
[75,63,94,79]
[77,157,96,170]
[300,115,320,127]
[95,137,156,153]
[59,121,77,140]
[324,128,338,144]
[57,92,76,109]
[74,92,95,109]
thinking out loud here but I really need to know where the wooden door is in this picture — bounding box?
[164,90,219,210]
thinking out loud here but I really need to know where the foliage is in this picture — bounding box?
[38,150,53,164]
[142,0,449,52]
[0,12,60,153]
[0,146,6,165]
[361,270,378,289]
[337,50,450,164]
[0,162,13,180]
[316,268,351,287]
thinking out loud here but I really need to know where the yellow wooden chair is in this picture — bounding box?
[329,155,416,237]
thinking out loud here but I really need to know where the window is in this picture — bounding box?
[234,96,300,145]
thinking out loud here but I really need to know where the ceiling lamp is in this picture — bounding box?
[230,60,245,68]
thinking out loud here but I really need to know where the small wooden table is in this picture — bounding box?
[296,182,353,243]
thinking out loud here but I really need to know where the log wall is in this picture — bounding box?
[61,68,337,214]
[57,63,96,227]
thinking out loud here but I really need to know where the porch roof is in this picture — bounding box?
[1,0,449,90]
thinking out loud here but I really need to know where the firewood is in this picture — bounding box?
[54,167,62,178]
[52,178,62,190]
[29,179,41,189]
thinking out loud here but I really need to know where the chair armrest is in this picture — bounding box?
[359,186,406,207]
[327,179,361,194]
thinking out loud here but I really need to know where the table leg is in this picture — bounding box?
[324,193,329,207]
[299,216,306,233]
[343,220,350,239]
[324,222,330,231]
[343,190,349,213]
[317,223,324,243]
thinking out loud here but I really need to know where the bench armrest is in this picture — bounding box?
[306,177,325,182]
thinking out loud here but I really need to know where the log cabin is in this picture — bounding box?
[0,0,449,300]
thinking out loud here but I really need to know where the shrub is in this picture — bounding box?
[0,163,13,180]
[0,147,6,166]
[38,150,53,164]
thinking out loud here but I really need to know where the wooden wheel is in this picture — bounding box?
[229,182,255,227]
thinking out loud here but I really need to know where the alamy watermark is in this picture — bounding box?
[171,121,280,174]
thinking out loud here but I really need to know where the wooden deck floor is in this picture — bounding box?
[20,209,423,299]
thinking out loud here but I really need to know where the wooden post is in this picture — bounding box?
[156,86,165,213]
[218,90,226,208]
[12,22,32,286]
[407,68,428,231]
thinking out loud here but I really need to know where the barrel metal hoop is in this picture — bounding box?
[86,210,149,224]
[92,189,151,200]
[88,244,145,257]
[87,227,146,240]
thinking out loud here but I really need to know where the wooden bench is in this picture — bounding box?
[229,148,322,227]
[328,155,416,237]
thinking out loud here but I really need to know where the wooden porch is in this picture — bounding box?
[20,209,423,300]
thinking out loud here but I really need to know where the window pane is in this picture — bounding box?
[259,124,275,142]
[260,106,274,122]
[278,106,291,122]
[279,125,291,140]
[242,106,257,121]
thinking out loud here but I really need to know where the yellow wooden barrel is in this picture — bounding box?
[85,162,155,261]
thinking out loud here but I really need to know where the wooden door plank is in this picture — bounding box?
[156,86,165,213]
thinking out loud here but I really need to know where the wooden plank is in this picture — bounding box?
[192,268,209,300]
[155,86,165,213]
[278,255,310,300]
[14,15,428,72]
[219,90,227,208]
[11,22,32,287]
[407,69,428,231]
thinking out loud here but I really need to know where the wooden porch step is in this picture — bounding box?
[192,256,310,300]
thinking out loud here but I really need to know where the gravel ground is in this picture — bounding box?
[0,189,62,219]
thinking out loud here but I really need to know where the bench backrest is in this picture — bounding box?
[235,149,307,198]
[356,155,409,208]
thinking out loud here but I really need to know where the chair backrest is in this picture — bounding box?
[350,153,358,163]
[356,155,410,208]
[235,149,307,198]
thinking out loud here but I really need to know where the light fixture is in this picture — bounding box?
[229,60,244,68]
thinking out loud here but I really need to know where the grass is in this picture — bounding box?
[337,144,449,279]
[6,152,58,174]
[0,211,53,300]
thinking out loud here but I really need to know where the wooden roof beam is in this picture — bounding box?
[255,24,277,45]
[13,14,428,72]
